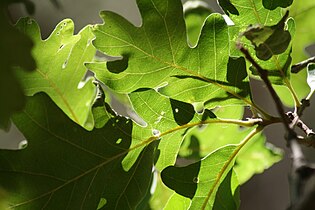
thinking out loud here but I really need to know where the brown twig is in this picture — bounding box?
[291,56,315,73]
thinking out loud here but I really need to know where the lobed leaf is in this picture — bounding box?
[15,18,97,130]
[88,0,251,109]
[0,93,157,209]
[161,143,247,209]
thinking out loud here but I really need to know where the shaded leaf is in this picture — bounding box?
[242,12,291,61]
[213,169,239,210]
[234,134,283,184]
[262,0,293,10]
[0,12,36,129]
[89,0,251,109]
[217,0,239,15]
[161,161,200,199]
[162,144,244,209]
[15,18,97,130]
[0,93,157,209]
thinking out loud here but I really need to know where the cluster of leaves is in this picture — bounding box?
[1,0,315,209]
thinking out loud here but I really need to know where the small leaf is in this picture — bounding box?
[242,12,291,61]
[15,18,97,130]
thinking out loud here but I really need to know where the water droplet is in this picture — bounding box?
[193,102,204,114]
[152,129,161,137]
[63,22,67,26]
[56,32,60,35]
[193,177,199,183]
[18,140,28,149]
[116,138,122,144]
[59,44,64,50]
[27,19,32,24]
[175,108,179,113]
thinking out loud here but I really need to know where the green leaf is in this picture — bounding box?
[164,193,191,210]
[161,143,246,209]
[126,89,199,171]
[213,169,239,210]
[183,0,212,46]
[179,106,245,158]
[180,106,282,185]
[89,0,251,108]
[15,18,97,130]
[220,0,297,103]
[234,134,283,184]
[0,93,157,209]
[0,12,36,129]
[262,0,293,10]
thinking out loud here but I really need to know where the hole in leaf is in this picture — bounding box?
[170,99,195,125]
[116,138,122,144]
[106,55,129,74]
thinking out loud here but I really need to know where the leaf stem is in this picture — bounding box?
[237,43,294,134]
